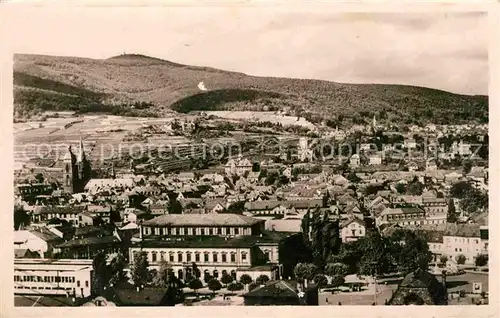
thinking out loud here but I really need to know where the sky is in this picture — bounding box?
[5,5,489,95]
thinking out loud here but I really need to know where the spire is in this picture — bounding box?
[78,137,85,162]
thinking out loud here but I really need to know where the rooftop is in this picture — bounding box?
[142,213,263,227]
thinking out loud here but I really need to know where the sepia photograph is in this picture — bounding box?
[3,2,494,311]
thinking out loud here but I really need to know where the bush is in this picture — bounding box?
[248,282,258,291]
[207,279,222,293]
[227,282,244,291]
[330,275,345,288]
[456,254,467,265]
[475,254,488,267]
[239,274,253,285]
[220,273,234,286]
[439,255,448,265]
[255,274,270,286]
[188,278,203,292]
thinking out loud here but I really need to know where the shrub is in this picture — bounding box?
[227,282,244,291]
[188,278,203,292]
[207,279,222,293]
[255,274,270,286]
[220,273,234,286]
[439,255,448,265]
[475,254,488,267]
[239,274,253,285]
[456,254,467,265]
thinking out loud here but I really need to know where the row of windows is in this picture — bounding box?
[14,275,88,287]
[14,275,76,283]
[138,250,247,263]
[145,226,248,236]
[14,286,73,291]
[387,213,425,220]
[446,238,480,244]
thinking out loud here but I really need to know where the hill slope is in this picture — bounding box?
[13,53,488,125]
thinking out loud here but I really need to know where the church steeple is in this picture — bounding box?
[78,137,85,162]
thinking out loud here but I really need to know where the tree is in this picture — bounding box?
[92,251,109,295]
[220,273,234,286]
[395,183,406,194]
[313,274,328,288]
[447,199,457,223]
[357,232,390,277]
[450,181,474,199]
[168,199,183,214]
[34,173,44,183]
[151,260,174,287]
[203,273,212,284]
[475,254,488,267]
[325,263,348,278]
[330,275,345,288]
[227,282,244,291]
[188,278,203,296]
[462,160,473,174]
[439,255,448,265]
[309,209,341,268]
[207,279,222,294]
[456,254,466,265]
[239,274,253,286]
[14,205,30,230]
[294,263,318,283]
[406,181,424,195]
[255,274,270,286]
[109,252,127,287]
[248,282,258,291]
[131,251,150,287]
[389,230,432,274]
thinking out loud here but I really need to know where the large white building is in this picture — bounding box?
[14,259,93,298]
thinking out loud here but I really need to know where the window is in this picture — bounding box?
[160,252,165,261]
[241,252,247,261]
[169,253,175,262]
[178,253,183,262]
[201,228,205,235]
[152,252,157,262]
[213,253,218,262]
[204,253,209,262]
[217,228,222,235]
[222,254,227,262]
[187,253,192,262]
[85,281,89,288]
[77,281,80,287]
[235,228,239,235]
[209,228,214,235]
[195,253,200,262]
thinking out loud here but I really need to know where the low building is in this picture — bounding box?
[13,258,93,298]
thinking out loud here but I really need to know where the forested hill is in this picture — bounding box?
[14,53,488,125]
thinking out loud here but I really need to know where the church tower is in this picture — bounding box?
[63,146,77,193]
[75,137,91,193]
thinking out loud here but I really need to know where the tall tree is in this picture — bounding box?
[131,251,150,287]
[390,230,432,274]
[14,205,30,230]
[92,251,109,295]
[447,199,457,223]
[109,252,127,287]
